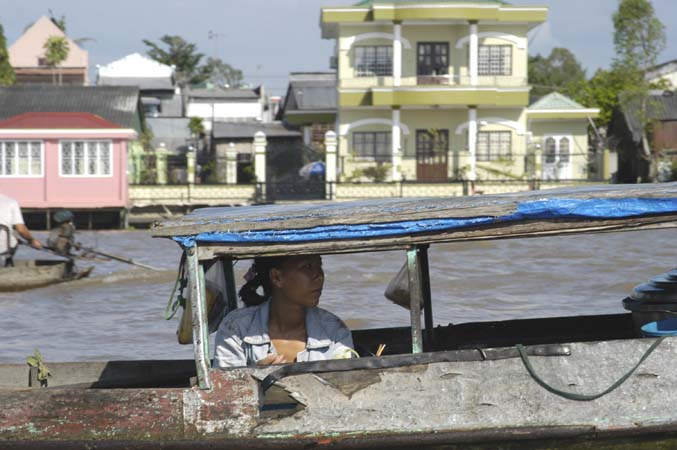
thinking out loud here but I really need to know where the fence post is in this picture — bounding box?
[128,143,143,184]
[532,145,543,190]
[226,148,238,185]
[186,150,196,185]
[254,131,267,202]
[155,146,168,185]
[603,149,617,181]
[325,130,337,200]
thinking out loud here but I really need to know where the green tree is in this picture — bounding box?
[47,11,94,48]
[0,23,15,86]
[43,36,69,85]
[188,116,205,137]
[205,57,243,88]
[612,0,666,182]
[573,68,633,127]
[528,47,587,98]
[143,35,212,88]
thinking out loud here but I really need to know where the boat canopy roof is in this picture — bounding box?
[151,183,677,259]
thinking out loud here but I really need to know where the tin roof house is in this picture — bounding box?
[97,53,182,118]
[278,72,337,151]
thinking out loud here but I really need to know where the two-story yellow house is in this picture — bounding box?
[321,0,600,183]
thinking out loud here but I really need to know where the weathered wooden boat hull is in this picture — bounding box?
[0,259,93,292]
[2,314,677,449]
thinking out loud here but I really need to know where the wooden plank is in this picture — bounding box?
[187,247,211,390]
[0,370,258,442]
[194,215,677,259]
[420,245,434,351]
[152,183,677,237]
[407,247,424,354]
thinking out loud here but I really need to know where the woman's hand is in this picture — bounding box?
[256,354,288,366]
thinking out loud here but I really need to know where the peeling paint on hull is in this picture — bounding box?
[3,339,677,449]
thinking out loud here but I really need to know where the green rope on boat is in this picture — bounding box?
[516,337,665,402]
[164,253,187,320]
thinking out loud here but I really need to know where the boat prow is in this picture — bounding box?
[0,259,94,292]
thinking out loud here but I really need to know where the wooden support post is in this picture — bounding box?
[407,246,424,354]
[223,257,238,312]
[419,244,434,351]
[186,246,212,390]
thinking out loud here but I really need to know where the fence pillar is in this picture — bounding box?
[226,149,238,185]
[325,130,337,200]
[603,149,617,181]
[533,144,543,184]
[186,150,196,185]
[127,143,143,184]
[254,131,267,202]
[132,152,143,184]
[391,108,402,182]
[155,146,168,185]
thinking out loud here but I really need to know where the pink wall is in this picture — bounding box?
[0,136,129,209]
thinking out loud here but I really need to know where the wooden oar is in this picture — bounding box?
[18,240,70,261]
[74,244,163,271]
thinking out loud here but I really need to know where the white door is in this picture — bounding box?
[542,136,572,180]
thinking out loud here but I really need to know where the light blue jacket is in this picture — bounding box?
[213,300,354,368]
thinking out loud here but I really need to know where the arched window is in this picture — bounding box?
[545,137,556,164]
[559,137,570,163]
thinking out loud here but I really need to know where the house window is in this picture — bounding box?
[0,141,43,177]
[417,42,449,76]
[478,45,512,76]
[354,46,392,77]
[477,131,512,161]
[352,131,391,160]
[416,129,449,157]
[60,141,112,176]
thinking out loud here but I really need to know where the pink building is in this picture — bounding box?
[0,112,137,214]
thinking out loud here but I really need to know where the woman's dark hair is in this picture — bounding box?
[238,256,289,306]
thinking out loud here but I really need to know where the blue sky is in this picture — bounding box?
[2,0,676,95]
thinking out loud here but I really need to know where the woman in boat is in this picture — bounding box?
[213,255,354,368]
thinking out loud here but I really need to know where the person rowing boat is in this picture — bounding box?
[0,194,42,267]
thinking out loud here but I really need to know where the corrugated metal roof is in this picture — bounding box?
[146,117,192,152]
[0,85,141,130]
[284,73,337,112]
[529,92,586,110]
[186,88,259,100]
[159,95,184,117]
[98,76,174,91]
[146,117,191,139]
[621,91,677,142]
[213,121,301,139]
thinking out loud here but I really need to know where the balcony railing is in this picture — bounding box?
[340,74,528,89]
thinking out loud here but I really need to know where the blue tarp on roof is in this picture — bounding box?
[172,197,677,248]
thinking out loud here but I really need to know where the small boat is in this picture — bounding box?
[0,259,93,292]
[1,182,676,449]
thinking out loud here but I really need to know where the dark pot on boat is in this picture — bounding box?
[623,269,677,335]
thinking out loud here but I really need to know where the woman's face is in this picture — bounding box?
[271,255,324,307]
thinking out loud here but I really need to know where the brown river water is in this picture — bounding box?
[0,228,674,363]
